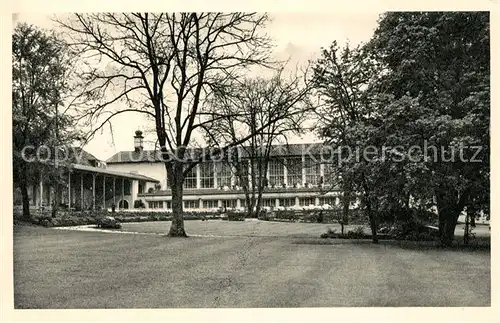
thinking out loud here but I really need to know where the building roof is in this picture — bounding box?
[72,164,160,182]
[70,147,100,166]
[106,143,329,164]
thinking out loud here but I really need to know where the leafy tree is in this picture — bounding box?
[56,13,281,236]
[312,41,382,242]
[313,12,489,246]
[12,23,77,220]
[367,12,490,246]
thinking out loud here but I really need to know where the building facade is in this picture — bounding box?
[104,131,349,212]
[14,147,160,213]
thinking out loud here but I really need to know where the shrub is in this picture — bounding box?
[22,209,219,227]
[417,232,436,241]
[320,228,337,239]
[346,226,366,239]
[41,219,53,227]
[403,231,419,241]
[227,212,245,221]
[258,213,270,221]
[316,211,324,223]
[134,199,146,208]
[49,218,59,226]
[62,217,78,226]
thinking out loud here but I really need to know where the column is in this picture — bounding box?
[92,174,96,210]
[213,163,218,188]
[295,196,300,207]
[301,155,306,185]
[39,175,43,209]
[196,164,201,189]
[230,165,236,187]
[103,176,106,210]
[131,179,139,207]
[247,161,252,189]
[275,198,280,208]
[121,178,125,209]
[33,185,37,207]
[48,185,52,208]
[266,163,270,185]
[113,178,116,206]
[315,197,320,206]
[283,158,288,186]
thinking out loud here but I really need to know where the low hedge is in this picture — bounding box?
[265,209,366,224]
[320,221,439,242]
[320,226,368,239]
[24,210,225,227]
[225,212,245,221]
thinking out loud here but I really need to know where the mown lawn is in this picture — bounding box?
[13,224,490,308]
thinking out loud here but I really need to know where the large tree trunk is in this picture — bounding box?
[470,210,476,227]
[366,198,379,244]
[441,211,460,247]
[168,162,187,237]
[362,180,378,243]
[341,187,351,235]
[51,182,60,218]
[245,195,254,218]
[464,206,471,245]
[437,203,462,247]
[436,188,469,247]
[438,208,446,235]
[243,181,259,218]
[255,185,264,217]
[19,162,31,220]
[242,188,253,218]
[243,183,257,218]
[20,180,30,220]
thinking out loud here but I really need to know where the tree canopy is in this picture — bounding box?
[12,23,79,219]
[313,11,490,246]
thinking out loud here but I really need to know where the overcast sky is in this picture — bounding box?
[14,12,381,161]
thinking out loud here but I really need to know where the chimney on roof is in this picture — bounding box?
[134,130,144,152]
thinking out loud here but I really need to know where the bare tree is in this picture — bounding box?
[55,13,279,236]
[205,65,315,218]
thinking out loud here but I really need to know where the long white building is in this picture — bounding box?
[16,131,348,213]
[103,131,345,211]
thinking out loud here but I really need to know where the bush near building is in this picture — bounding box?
[14,207,370,227]
[13,209,226,227]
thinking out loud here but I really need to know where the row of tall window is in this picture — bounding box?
[183,161,234,189]
[182,157,333,189]
[146,196,339,209]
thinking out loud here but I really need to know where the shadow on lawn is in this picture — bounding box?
[292,237,490,252]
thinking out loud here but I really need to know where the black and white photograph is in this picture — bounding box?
[4,0,495,320]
